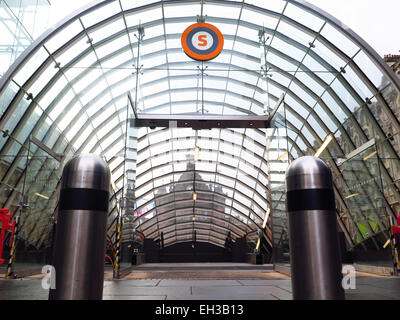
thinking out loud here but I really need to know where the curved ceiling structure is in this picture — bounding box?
[0,0,399,251]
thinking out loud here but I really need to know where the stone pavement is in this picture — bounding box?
[0,263,399,300]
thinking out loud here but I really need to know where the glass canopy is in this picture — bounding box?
[0,0,399,258]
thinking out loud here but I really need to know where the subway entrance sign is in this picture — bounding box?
[181,22,224,61]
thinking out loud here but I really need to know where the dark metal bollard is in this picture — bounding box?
[49,154,110,300]
[286,156,344,300]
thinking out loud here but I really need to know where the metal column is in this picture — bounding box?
[389,215,400,275]
[49,154,110,300]
[5,216,20,278]
[286,156,344,300]
[113,214,122,279]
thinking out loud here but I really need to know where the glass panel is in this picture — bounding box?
[320,91,347,123]
[320,23,359,58]
[80,2,121,27]
[368,95,400,154]
[240,9,278,33]
[44,20,83,53]
[336,142,391,267]
[312,39,346,72]
[0,0,50,76]
[204,3,241,19]
[90,18,126,46]
[14,46,49,85]
[302,54,336,84]
[381,83,400,125]
[277,19,314,48]
[307,114,327,139]
[343,63,374,100]
[245,0,286,14]
[0,81,19,118]
[27,62,59,98]
[283,3,324,32]
[330,78,361,113]
[267,124,289,266]
[353,50,387,90]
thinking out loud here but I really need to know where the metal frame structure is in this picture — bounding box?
[0,0,399,254]
[0,0,51,77]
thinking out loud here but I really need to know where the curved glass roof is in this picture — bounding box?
[0,0,399,251]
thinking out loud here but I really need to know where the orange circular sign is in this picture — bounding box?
[181,22,224,61]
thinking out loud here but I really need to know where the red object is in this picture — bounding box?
[0,209,15,264]
[105,255,113,265]
[392,213,400,235]
[245,231,258,242]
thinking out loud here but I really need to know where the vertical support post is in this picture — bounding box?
[6,138,31,277]
[133,25,144,112]
[286,156,344,300]
[49,154,110,300]
[113,214,122,279]
[389,215,400,276]
[259,27,271,114]
[5,216,20,278]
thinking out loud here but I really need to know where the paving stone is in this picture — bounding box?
[237,279,291,286]
[351,284,400,295]
[157,279,242,287]
[270,291,292,300]
[104,279,161,287]
[103,295,166,300]
[166,294,278,300]
[345,292,399,300]
[1,294,48,300]
[191,285,290,297]
[103,285,191,297]
[1,263,399,300]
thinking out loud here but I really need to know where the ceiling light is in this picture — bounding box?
[383,239,391,249]
[34,192,49,200]
[277,152,288,161]
[345,193,359,199]
[363,151,377,161]
[111,179,117,192]
[314,134,333,158]
[262,207,270,229]
[194,146,200,161]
